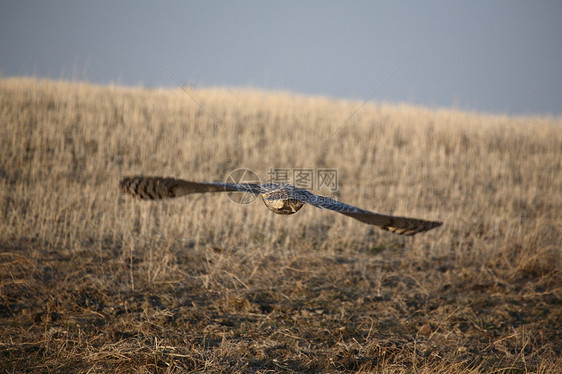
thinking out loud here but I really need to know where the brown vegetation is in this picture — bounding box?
[1,77,561,372]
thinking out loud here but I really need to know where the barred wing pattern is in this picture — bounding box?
[291,189,442,236]
[119,176,442,236]
[119,176,261,199]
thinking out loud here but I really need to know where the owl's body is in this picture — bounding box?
[119,176,442,236]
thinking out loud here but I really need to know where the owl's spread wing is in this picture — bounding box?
[119,176,261,200]
[120,177,442,235]
[293,189,442,235]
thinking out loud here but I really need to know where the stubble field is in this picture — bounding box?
[0,77,561,373]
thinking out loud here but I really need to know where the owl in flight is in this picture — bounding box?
[119,176,442,236]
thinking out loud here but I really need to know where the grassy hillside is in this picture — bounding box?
[1,77,561,372]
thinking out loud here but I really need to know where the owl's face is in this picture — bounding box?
[261,190,304,215]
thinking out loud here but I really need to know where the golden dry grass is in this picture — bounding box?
[0,77,561,373]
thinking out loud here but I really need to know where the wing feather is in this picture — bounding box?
[293,189,442,235]
[119,176,260,200]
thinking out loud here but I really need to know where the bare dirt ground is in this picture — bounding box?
[1,78,561,373]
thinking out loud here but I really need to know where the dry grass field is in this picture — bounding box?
[1,77,561,373]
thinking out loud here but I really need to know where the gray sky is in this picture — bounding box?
[1,1,561,116]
